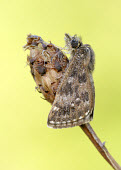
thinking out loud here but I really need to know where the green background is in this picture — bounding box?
[0,0,121,169]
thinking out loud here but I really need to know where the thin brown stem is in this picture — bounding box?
[80,123,121,170]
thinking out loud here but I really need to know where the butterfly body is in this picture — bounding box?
[48,34,95,128]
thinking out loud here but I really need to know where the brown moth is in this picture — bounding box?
[47,33,95,128]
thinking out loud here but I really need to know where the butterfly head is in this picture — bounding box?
[64,33,82,50]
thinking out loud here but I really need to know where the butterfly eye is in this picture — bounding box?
[71,39,79,48]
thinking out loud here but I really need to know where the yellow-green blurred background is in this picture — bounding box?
[0,0,121,169]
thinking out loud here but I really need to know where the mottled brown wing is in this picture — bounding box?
[47,49,95,129]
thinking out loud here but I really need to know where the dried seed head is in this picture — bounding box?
[24,34,69,104]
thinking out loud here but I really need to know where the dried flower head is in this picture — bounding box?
[24,34,69,104]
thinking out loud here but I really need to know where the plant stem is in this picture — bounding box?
[80,123,121,170]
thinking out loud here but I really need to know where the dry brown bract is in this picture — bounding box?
[23,34,69,104]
